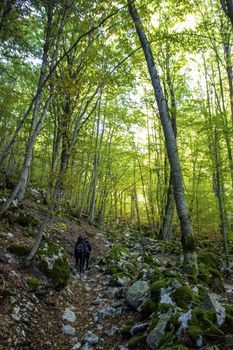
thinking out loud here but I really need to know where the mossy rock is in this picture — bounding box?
[128,335,147,349]
[171,285,196,309]
[186,324,203,343]
[156,331,175,349]
[37,240,70,289]
[140,299,157,317]
[221,313,233,334]
[158,303,172,314]
[189,309,224,339]
[150,280,166,302]
[15,209,41,228]
[105,245,130,263]
[8,242,31,256]
[148,315,159,333]
[151,268,164,282]
[26,277,40,291]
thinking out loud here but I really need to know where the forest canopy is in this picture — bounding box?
[0,0,232,256]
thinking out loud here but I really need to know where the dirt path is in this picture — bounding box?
[0,223,132,350]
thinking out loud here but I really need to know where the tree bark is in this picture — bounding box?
[128,1,197,274]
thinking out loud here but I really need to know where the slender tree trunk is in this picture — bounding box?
[128,1,197,274]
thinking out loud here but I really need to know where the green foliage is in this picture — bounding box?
[171,285,197,309]
[26,277,40,291]
[128,335,147,349]
[8,242,31,256]
[140,299,158,317]
[150,280,166,302]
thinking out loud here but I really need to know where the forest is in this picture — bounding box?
[0,1,233,350]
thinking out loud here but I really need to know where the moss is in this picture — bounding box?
[182,235,197,253]
[221,314,233,334]
[186,325,203,342]
[121,324,132,338]
[8,242,31,256]
[157,331,174,348]
[15,209,41,228]
[225,305,233,317]
[144,253,154,265]
[158,303,171,313]
[189,309,224,339]
[140,299,157,317]
[150,280,166,302]
[37,240,70,289]
[197,251,220,270]
[148,315,159,333]
[171,285,196,309]
[128,335,146,349]
[151,268,164,282]
[26,277,40,291]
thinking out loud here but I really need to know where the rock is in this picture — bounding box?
[146,310,172,349]
[95,306,117,323]
[82,331,99,345]
[11,306,21,321]
[72,342,81,350]
[116,276,131,287]
[92,298,107,306]
[160,288,174,305]
[118,346,129,350]
[224,284,233,294]
[176,310,192,339]
[102,287,119,298]
[104,326,119,336]
[130,322,149,336]
[81,344,93,350]
[37,240,70,289]
[126,280,149,309]
[62,325,76,336]
[63,308,76,322]
[25,301,34,311]
[200,292,225,326]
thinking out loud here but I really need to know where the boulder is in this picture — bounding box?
[37,240,70,289]
[130,322,149,336]
[200,292,225,326]
[126,280,149,309]
[146,310,172,349]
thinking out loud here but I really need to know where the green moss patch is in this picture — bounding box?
[171,285,196,309]
[128,335,147,349]
[150,280,166,302]
[140,299,157,317]
[37,240,70,289]
[8,242,31,256]
[26,277,40,291]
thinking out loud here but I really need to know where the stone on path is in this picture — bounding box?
[126,280,149,309]
[62,325,76,336]
[82,331,99,345]
[63,308,76,322]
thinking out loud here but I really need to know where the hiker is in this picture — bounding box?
[74,235,85,275]
[83,237,92,271]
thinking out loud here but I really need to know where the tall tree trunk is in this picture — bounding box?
[128,1,197,274]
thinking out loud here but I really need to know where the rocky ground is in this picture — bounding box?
[0,195,233,350]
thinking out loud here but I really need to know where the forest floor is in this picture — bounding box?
[0,200,136,350]
[0,198,233,350]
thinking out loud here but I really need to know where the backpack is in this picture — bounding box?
[84,240,92,254]
[75,242,84,255]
